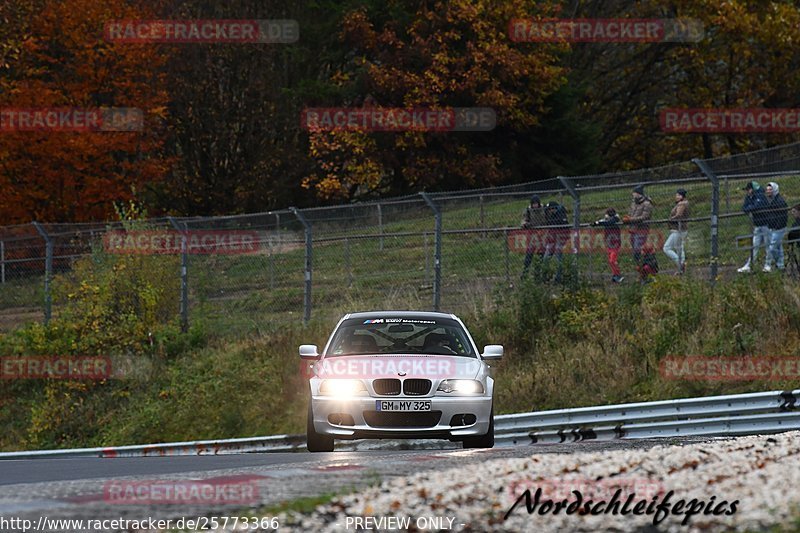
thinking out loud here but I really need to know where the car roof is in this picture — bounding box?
[343,310,459,321]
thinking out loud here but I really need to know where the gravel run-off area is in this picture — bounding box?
[281,431,800,532]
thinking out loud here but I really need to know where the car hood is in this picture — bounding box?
[313,354,482,380]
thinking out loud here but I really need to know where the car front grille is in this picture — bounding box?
[372,378,401,395]
[363,411,442,428]
[402,378,432,396]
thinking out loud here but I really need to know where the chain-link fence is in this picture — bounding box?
[2,143,800,333]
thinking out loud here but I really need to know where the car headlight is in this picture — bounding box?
[319,379,367,397]
[437,379,484,394]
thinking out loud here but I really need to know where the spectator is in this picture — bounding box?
[591,208,623,283]
[520,195,546,278]
[543,201,569,282]
[622,184,654,268]
[763,181,788,272]
[737,181,769,273]
[789,203,800,241]
[639,245,659,283]
[787,203,800,275]
[663,188,689,274]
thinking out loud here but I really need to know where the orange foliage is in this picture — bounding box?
[304,0,566,201]
[0,0,170,223]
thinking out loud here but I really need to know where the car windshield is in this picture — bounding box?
[326,317,475,357]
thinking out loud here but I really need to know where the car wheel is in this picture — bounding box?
[462,405,494,449]
[306,401,334,452]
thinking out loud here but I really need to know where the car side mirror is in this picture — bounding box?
[482,345,503,360]
[299,344,320,360]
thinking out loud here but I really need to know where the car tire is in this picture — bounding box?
[306,401,334,452]
[462,405,494,449]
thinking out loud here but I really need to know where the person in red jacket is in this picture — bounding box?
[591,208,623,283]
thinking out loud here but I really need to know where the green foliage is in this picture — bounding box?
[0,205,203,449]
[4,257,800,450]
[553,288,611,340]
[50,207,181,356]
[469,276,800,414]
[98,321,327,445]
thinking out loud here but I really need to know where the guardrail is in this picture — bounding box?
[0,434,308,459]
[494,388,800,445]
[1,389,797,458]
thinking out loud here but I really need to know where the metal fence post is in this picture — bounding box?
[479,195,486,238]
[377,203,384,251]
[724,174,730,214]
[559,177,581,278]
[345,237,353,287]
[268,235,275,291]
[693,158,720,283]
[424,232,430,283]
[32,222,52,325]
[1,240,4,284]
[420,193,441,311]
[291,207,312,325]
[504,228,509,284]
[268,212,277,290]
[168,217,189,332]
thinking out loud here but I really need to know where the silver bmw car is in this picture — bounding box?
[300,311,502,452]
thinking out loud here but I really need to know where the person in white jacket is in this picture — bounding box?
[663,188,689,274]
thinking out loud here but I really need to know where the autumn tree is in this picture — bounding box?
[153,0,353,215]
[0,0,170,223]
[302,0,583,201]
[567,0,800,167]
[0,0,42,80]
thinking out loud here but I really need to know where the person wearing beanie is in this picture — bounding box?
[622,184,654,269]
[520,195,546,278]
[763,182,788,272]
[591,207,623,283]
[542,201,569,283]
[738,181,769,273]
[663,188,690,274]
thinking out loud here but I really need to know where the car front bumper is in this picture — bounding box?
[310,395,493,440]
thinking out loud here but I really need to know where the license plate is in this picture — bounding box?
[375,400,431,412]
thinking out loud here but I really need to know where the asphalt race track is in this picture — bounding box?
[0,453,320,486]
[0,439,711,531]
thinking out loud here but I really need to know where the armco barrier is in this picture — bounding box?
[0,434,308,459]
[0,389,797,458]
[494,388,800,445]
